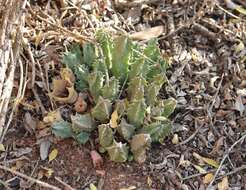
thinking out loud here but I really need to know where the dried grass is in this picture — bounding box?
[0,0,27,142]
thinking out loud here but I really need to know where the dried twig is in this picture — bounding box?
[0,0,27,142]
[55,177,76,190]
[0,165,61,190]
[182,169,217,181]
[0,156,29,164]
[23,38,36,88]
[158,25,187,40]
[159,0,209,40]
[192,23,220,42]
[177,124,203,146]
[0,1,12,47]
[207,74,224,137]
[207,134,246,188]
[114,0,161,8]
[66,0,96,32]
[0,178,12,190]
[216,165,246,180]
[26,2,93,43]
[215,3,245,21]
[182,165,246,182]
[32,87,47,116]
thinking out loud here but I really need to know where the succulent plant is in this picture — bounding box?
[71,113,95,133]
[117,118,135,141]
[106,140,129,162]
[98,124,114,148]
[51,31,176,163]
[130,134,151,163]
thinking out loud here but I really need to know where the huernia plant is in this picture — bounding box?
[50,30,176,163]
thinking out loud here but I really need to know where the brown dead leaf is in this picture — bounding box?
[90,150,103,170]
[60,68,75,86]
[74,93,87,113]
[239,81,246,89]
[209,136,224,156]
[224,88,233,101]
[50,79,67,97]
[51,86,78,104]
[24,112,37,134]
[193,152,219,168]
[43,167,54,178]
[129,26,164,41]
[228,120,237,128]
[37,121,47,129]
[43,110,62,125]
[203,173,214,184]
[38,167,54,179]
[11,160,25,171]
[216,110,231,118]
[218,176,229,190]
[238,117,246,128]
[37,128,51,139]
[234,96,245,116]
[38,169,44,179]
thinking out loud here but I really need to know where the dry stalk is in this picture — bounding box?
[26,1,94,44]
[207,134,246,188]
[0,164,61,190]
[0,0,27,142]
[55,177,76,190]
